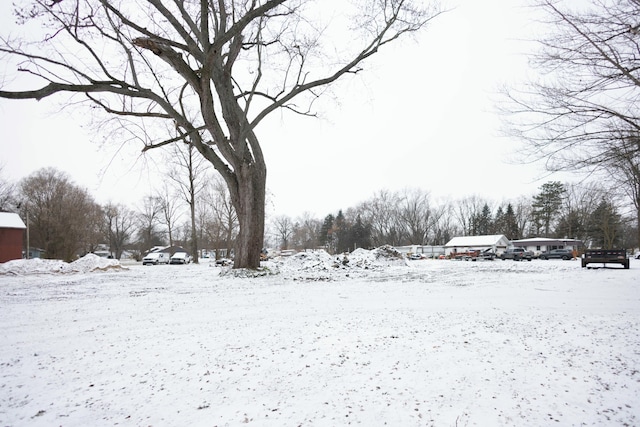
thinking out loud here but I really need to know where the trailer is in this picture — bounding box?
[451,248,496,261]
[581,249,629,269]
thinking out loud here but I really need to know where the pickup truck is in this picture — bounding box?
[581,249,629,269]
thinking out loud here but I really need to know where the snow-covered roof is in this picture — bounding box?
[444,234,509,248]
[512,237,583,245]
[0,212,26,229]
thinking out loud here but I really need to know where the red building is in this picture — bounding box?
[0,212,27,263]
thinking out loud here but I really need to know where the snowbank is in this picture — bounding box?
[0,253,127,275]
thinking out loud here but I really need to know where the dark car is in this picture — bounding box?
[538,249,574,260]
[500,247,533,261]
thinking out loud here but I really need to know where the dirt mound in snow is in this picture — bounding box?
[0,254,127,276]
[272,246,407,281]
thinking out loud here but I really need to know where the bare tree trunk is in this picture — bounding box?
[188,158,199,264]
[232,163,265,269]
[190,198,198,264]
[636,205,640,250]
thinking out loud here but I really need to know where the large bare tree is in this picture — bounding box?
[20,167,100,261]
[103,202,137,259]
[502,0,640,247]
[167,140,208,262]
[202,174,238,259]
[0,0,442,268]
[0,165,17,212]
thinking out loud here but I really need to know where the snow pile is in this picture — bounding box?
[0,253,126,276]
[284,250,335,271]
[347,245,407,268]
[270,250,336,281]
[271,246,407,281]
[69,254,126,273]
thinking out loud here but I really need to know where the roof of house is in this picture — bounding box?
[512,237,583,245]
[0,212,26,229]
[444,234,509,247]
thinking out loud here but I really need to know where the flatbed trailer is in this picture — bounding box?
[451,249,496,261]
[581,249,629,269]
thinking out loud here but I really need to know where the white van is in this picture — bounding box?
[142,252,170,265]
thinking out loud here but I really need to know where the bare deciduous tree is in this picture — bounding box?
[137,195,164,252]
[157,184,183,247]
[0,165,17,212]
[555,182,605,242]
[20,167,99,261]
[502,0,640,247]
[167,141,208,262]
[272,215,295,250]
[202,175,237,259]
[454,195,490,236]
[358,190,403,247]
[0,1,443,268]
[103,202,137,259]
[291,212,321,250]
[430,202,457,245]
[397,188,432,245]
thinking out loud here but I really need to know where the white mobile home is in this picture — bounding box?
[444,235,510,257]
[395,245,445,258]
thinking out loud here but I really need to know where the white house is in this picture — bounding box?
[444,234,510,256]
[395,245,445,258]
[511,238,583,257]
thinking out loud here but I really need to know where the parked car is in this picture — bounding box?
[500,247,533,261]
[538,249,574,260]
[142,252,170,265]
[170,252,191,264]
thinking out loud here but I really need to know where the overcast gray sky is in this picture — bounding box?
[0,0,566,218]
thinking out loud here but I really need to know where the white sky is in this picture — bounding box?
[0,0,569,218]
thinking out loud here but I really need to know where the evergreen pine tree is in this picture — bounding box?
[334,210,350,253]
[319,214,334,251]
[350,215,372,250]
[504,203,520,239]
[532,181,565,237]
[588,200,622,248]
[476,204,493,235]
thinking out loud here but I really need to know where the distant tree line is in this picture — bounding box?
[267,182,636,252]
[1,164,636,262]
[0,163,238,262]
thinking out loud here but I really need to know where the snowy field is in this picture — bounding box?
[1,250,639,426]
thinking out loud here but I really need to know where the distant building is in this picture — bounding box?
[395,245,445,258]
[511,238,583,257]
[444,234,510,256]
[0,212,27,263]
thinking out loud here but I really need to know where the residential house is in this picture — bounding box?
[511,238,583,257]
[0,212,27,263]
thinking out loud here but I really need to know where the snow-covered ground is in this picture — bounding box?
[1,251,639,426]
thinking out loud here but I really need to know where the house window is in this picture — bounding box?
[536,246,541,251]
